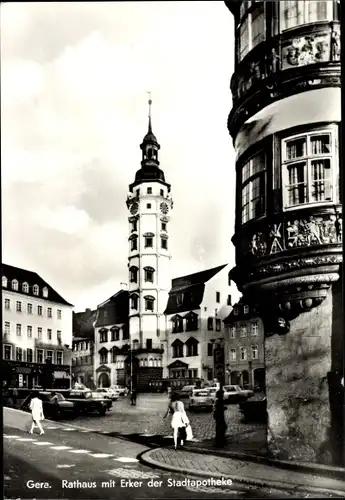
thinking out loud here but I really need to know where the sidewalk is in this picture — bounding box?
[140,447,345,497]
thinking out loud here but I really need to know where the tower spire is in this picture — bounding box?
[147,91,152,133]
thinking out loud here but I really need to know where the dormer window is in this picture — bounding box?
[144,266,155,283]
[33,284,39,296]
[43,287,48,298]
[129,266,138,283]
[244,305,249,314]
[176,294,183,306]
[2,276,8,288]
[22,282,29,293]
[12,279,18,291]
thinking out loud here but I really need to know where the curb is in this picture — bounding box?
[187,445,345,482]
[140,449,345,497]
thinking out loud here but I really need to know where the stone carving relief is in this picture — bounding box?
[249,232,267,256]
[282,34,330,70]
[331,28,341,61]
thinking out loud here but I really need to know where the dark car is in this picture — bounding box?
[65,390,112,416]
[239,392,267,423]
[21,391,75,420]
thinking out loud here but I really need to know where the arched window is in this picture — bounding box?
[111,327,120,342]
[99,328,108,343]
[185,312,198,331]
[2,276,8,287]
[43,287,48,298]
[22,282,29,293]
[33,284,39,296]
[157,359,162,367]
[153,358,158,367]
[172,339,184,358]
[144,358,148,367]
[129,234,138,251]
[99,348,108,364]
[144,295,155,312]
[129,266,138,283]
[130,294,139,310]
[144,266,155,283]
[148,358,153,367]
[139,359,144,367]
[12,279,19,291]
[171,315,184,333]
[186,337,199,357]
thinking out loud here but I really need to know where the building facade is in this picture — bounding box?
[2,264,73,389]
[224,298,265,389]
[72,309,97,389]
[225,0,342,464]
[165,264,237,388]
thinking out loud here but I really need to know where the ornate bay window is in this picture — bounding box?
[279,0,333,32]
[238,2,265,61]
[129,266,138,283]
[144,266,155,283]
[282,128,337,209]
[241,151,266,224]
[144,295,155,312]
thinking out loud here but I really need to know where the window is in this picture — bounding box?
[161,222,167,231]
[240,325,247,337]
[234,307,239,316]
[208,343,214,356]
[230,348,237,361]
[4,321,10,334]
[176,294,183,306]
[207,317,214,331]
[47,307,52,318]
[147,187,152,194]
[43,287,48,298]
[37,327,42,339]
[100,329,108,343]
[252,345,259,360]
[144,267,154,283]
[4,345,12,360]
[172,316,184,333]
[33,285,39,295]
[216,318,221,332]
[2,276,8,287]
[5,298,10,310]
[27,303,32,314]
[131,237,138,251]
[129,267,138,283]
[186,339,198,357]
[16,324,22,336]
[47,328,52,340]
[186,313,198,331]
[144,296,155,312]
[100,349,107,364]
[57,309,62,319]
[161,238,168,250]
[146,339,152,349]
[227,295,232,306]
[282,131,334,209]
[16,347,23,361]
[228,274,232,286]
[12,279,18,291]
[131,220,138,232]
[144,237,153,248]
[46,350,53,363]
[56,351,63,365]
[27,325,32,338]
[280,1,331,31]
[244,305,249,314]
[240,347,247,360]
[22,282,29,293]
[146,203,151,209]
[130,294,139,310]
[230,326,236,339]
[111,328,120,341]
[27,348,33,362]
[111,348,117,363]
[251,321,258,336]
[238,4,265,61]
[57,330,62,342]
[216,291,220,303]
[37,305,43,316]
[160,189,164,196]
[37,349,44,364]
[172,340,184,358]
[136,189,140,197]
[241,152,266,224]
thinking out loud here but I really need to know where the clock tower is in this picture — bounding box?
[126,99,173,389]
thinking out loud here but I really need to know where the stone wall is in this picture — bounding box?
[265,289,334,463]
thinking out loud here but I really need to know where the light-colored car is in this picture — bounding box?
[239,387,254,399]
[207,387,218,403]
[111,385,128,396]
[176,385,196,398]
[223,385,249,404]
[95,388,118,401]
[189,389,213,411]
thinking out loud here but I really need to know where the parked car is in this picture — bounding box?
[21,391,75,420]
[175,385,196,398]
[239,392,267,423]
[189,389,213,412]
[207,387,218,403]
[223,385,249,404]
[65,390,112,416]
[239,387,254,399]
[111,385,128,396]
[95,388,118,401]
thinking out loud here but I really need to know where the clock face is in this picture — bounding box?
[130,202,139,215]
[160,202,169,215]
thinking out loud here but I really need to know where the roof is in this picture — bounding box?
[95,290,129,328]
[164,264,227,315]
[73,309,97,339]
[2,263,73,306]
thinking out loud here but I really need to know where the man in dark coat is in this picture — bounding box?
[214,389,227,448]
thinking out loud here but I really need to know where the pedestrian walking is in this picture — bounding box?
[164,392,192,449]
[214,389,227,448]
[130,387,137,405]
[12,387,18,408]
[29,391,45,435]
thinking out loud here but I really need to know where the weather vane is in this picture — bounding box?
[146,90,152,118]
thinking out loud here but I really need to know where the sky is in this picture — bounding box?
[1,1,237,312]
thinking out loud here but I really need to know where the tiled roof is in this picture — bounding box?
[73,309,97,339]
[2,263,73,306]
[95,290,129,328]
[164,264,227,315]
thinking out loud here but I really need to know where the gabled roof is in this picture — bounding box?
[2,263,73,306]
[73,309,97,339]
[164,264,227,315]
[95,290,129,328]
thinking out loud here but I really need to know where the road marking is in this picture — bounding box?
[33,441,54,446]
[50,446,73,450]
[61,428,75,431]
[114,457,139,463]
[68,449,91,454]
[56,464,76,468]
[15,438,37,442]
[163,435,173,439]
[90,453,114,458]
[46,426,59,430]
[4,435,20,439]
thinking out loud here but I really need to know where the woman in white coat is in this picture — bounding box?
[29,392,45,435]
[164,392,193,449]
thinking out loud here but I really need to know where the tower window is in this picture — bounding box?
[161,222,167,231]
[144,267,154,283]
[131,220,137,232]
[131,237,138,251]
[130,294,139,310]
[280,1,332,32]
[130,267,138,283]
[241,152,266,224]
[160,189,164,196]
[144,295,155,312]
[147,187,152,194]
[146,203,151,209]
[161,238,168,250]
[144,237,153,248]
